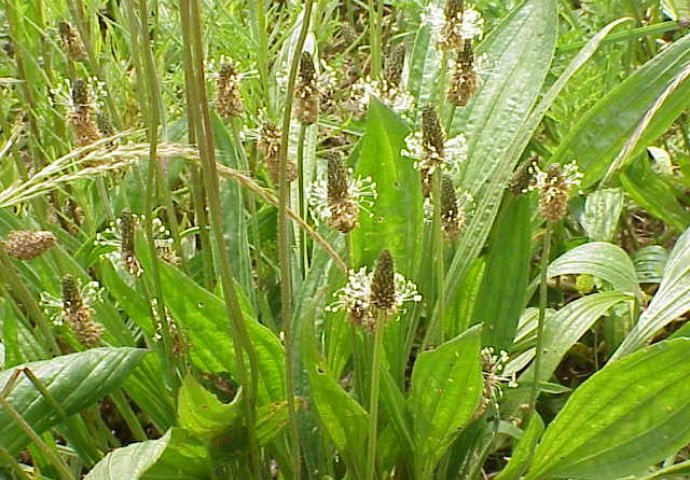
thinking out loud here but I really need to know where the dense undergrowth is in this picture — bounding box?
[2,0,690,478]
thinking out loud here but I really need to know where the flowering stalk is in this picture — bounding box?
[368,0,383,78]
[531,226,551,416]
[277,1,315,477]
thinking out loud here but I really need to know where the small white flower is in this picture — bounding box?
[350,78,414,115]
[308,174,377,224]
[527,161,584,195]
[40,281,103,327]
[327,266,421,329]
[401,131,468,175]
[421,3,484,50]
[458,8,484,40]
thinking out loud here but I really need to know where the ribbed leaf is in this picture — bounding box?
[527,338,690,480]
[581,188,624,242]
[0,348,147,455]
[495,414,544,480]
[633,246,668,284]
[351,98,422,276]
[408,325,483,477]
[552,33,690,188]
[473,194,531,350]
[613,226,690,359]
[444,0,558,300]
[547,241,642,299]
[85,430,171,480]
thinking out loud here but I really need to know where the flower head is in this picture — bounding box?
[349,77,414,117]
[473,347,517,419]
[41,275,104,347]
[215,59,244,120]
[447,39,480,106]
[309,155,376,233]
[3,231,56,260]
[257,121,297,184]
[58,20,86,62]
[422,1,484,51]
[529,161,583,222]
[327,254,421,331]
[295,52,319,125]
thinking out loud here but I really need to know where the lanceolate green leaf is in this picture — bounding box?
[444,15,629,308]
[352,98,422,276]
[472,194,531,350]
[527,338,690,480]
[547,241,642,299]
[85,430,171,480]
[443,0,557,303]
[495,414,544,480]
[552,33,690,188]
[581,188,625,242]
[0,348,148,455]
[613,226,690,360]
[408,324,483,478]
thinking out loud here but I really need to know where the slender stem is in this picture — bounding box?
[278,2,315,477]
[0,244,60,356]
[249,0,271,111]
[365,311,386,480]
[368,0,383,79]
[530,225,552,415]
[134,0,177,393]
[0,445,32,480]
[0,395,74,480]
[182,0,262,474]
[297,123,308,278]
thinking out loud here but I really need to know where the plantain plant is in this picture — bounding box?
[2,0,690,479]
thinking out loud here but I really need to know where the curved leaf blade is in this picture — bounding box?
[0,347,148,455]
[548,241,642,299]
[85,430,171,480]
[527,338,690,480]
[614,226,690,359]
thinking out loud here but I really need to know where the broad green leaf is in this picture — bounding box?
[620,156,690,232]
[633,245,668,284]
[407,21,441,109]
[613,226,690,359]
[505,292,631,413]
[154,260,285,404]
[409,325,483,477]
[141,428,210,480]
[547,242,642,299]
[178,375,291,448]
[303,345,368,478]
[473,194,531,350]
[178,375,240,441]
[352,97,422,275]
[0,348,148,455]
[85,430,171,480]
[552,33,690,188]
[581,188,624,242]
[444,0,558,301]
[527,338,690,480]
[495,414,544,480]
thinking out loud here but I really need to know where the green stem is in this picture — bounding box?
[421,171,445,349]
[368,0,383,79]
[249,0,271,111]
[181,0,262,474]
[278,1,315,477]
[21,368,101,466]
[365,311,386,480]
[0,244,60,356]
[133,0,178,394]
[530,225,552,415]
[0,394,74,480]
[297,123,308,278]
[0,445,32,480]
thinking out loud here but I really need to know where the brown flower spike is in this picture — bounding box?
[62,275,103,347]
[447,39,479,107]
[58,21,86,62]
[70,79,101,147]
[370,250,396,314]
[257,121,297,184]
[326,154,359,233]
[3,231,56,260]
[295,52,319,125]
[216,61,244,120]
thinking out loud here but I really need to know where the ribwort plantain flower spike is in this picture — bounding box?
[216,60,244,120]
[3,231,56,260]
[422,0,484,51]
[309,154,376,234]
[295,52,319,125]
[529,162,583,222]
[257,121,297,184]
[384,43,406,90]
[60,275,104,347]
[327,252,421,331]
[447,39,479,107]
[58,20,86,62]
[70,78,101,147]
